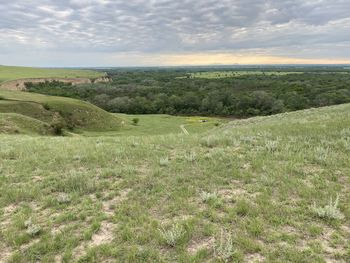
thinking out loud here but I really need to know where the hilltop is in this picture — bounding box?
[0,103,349,262]
[0,65,104,83]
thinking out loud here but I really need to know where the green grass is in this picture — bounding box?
[0,90,121,133]
[0,65,104,83]
[0,104,349,262]
[82,114,226,136]
[183,71,304,79]
[0,113,52,135]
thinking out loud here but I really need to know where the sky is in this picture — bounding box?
[0,0,350,67]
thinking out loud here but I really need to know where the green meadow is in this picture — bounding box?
[0,103,349,262]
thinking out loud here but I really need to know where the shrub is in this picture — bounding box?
[24,218,41,236]
[57,193,71,204]
[42,103,51,110]
[132,118,140,125]
[312,195,344,220]
[200,191,219,203]
[214,229,234,262]
[159,157,169,166]
[159,223,185,247]
[50,120,65,135]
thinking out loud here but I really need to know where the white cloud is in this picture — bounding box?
[0,0,349,66]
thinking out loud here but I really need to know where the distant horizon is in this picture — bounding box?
[2,63,350,69]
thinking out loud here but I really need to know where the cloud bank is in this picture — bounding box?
[0,0,349,66]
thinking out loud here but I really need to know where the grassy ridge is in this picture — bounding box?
[0,65,104,83]
[0,104,349,262]
[0,90,121,133]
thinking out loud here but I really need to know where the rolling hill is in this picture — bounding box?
[0,90,122,134]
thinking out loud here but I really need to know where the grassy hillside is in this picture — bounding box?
[0,65,104,83]
[0,90,121,133]
[0,113,52,135]
[0,104,349,262]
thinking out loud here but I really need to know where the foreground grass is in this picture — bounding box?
[0,66,104,83]
[0,104,349,262]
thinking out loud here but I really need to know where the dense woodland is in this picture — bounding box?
[26,67,350,117]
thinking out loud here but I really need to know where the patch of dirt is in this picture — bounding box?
[187,237,214,255]
[73,221,115,259]
[0,245,12,263]
[54,254,62,263]
[244,253,265,262]
[302,165,324,175]
[217,187,260,202]
[1,204,18,228]
[102,188,131,216]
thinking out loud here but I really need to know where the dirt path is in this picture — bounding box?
[180,124,189,135]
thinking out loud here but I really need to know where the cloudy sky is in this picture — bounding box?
[1,0,350,66]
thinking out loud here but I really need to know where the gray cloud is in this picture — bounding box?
[0,0,349,66]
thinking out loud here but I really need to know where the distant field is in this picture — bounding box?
[183,71,304,79]
[0,65,104,83]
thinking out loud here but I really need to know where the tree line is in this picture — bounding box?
[26,69,350,117]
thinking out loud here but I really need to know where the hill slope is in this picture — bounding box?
[0,65,104,83]
[0,90,122,134]
[0,104,349,262]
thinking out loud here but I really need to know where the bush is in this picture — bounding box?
[159,223,185,247]
[312,195,344,220]
[51,120,65,135]
[42,103,51,110]
[132,118,140,125]
[214,229,234,262]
